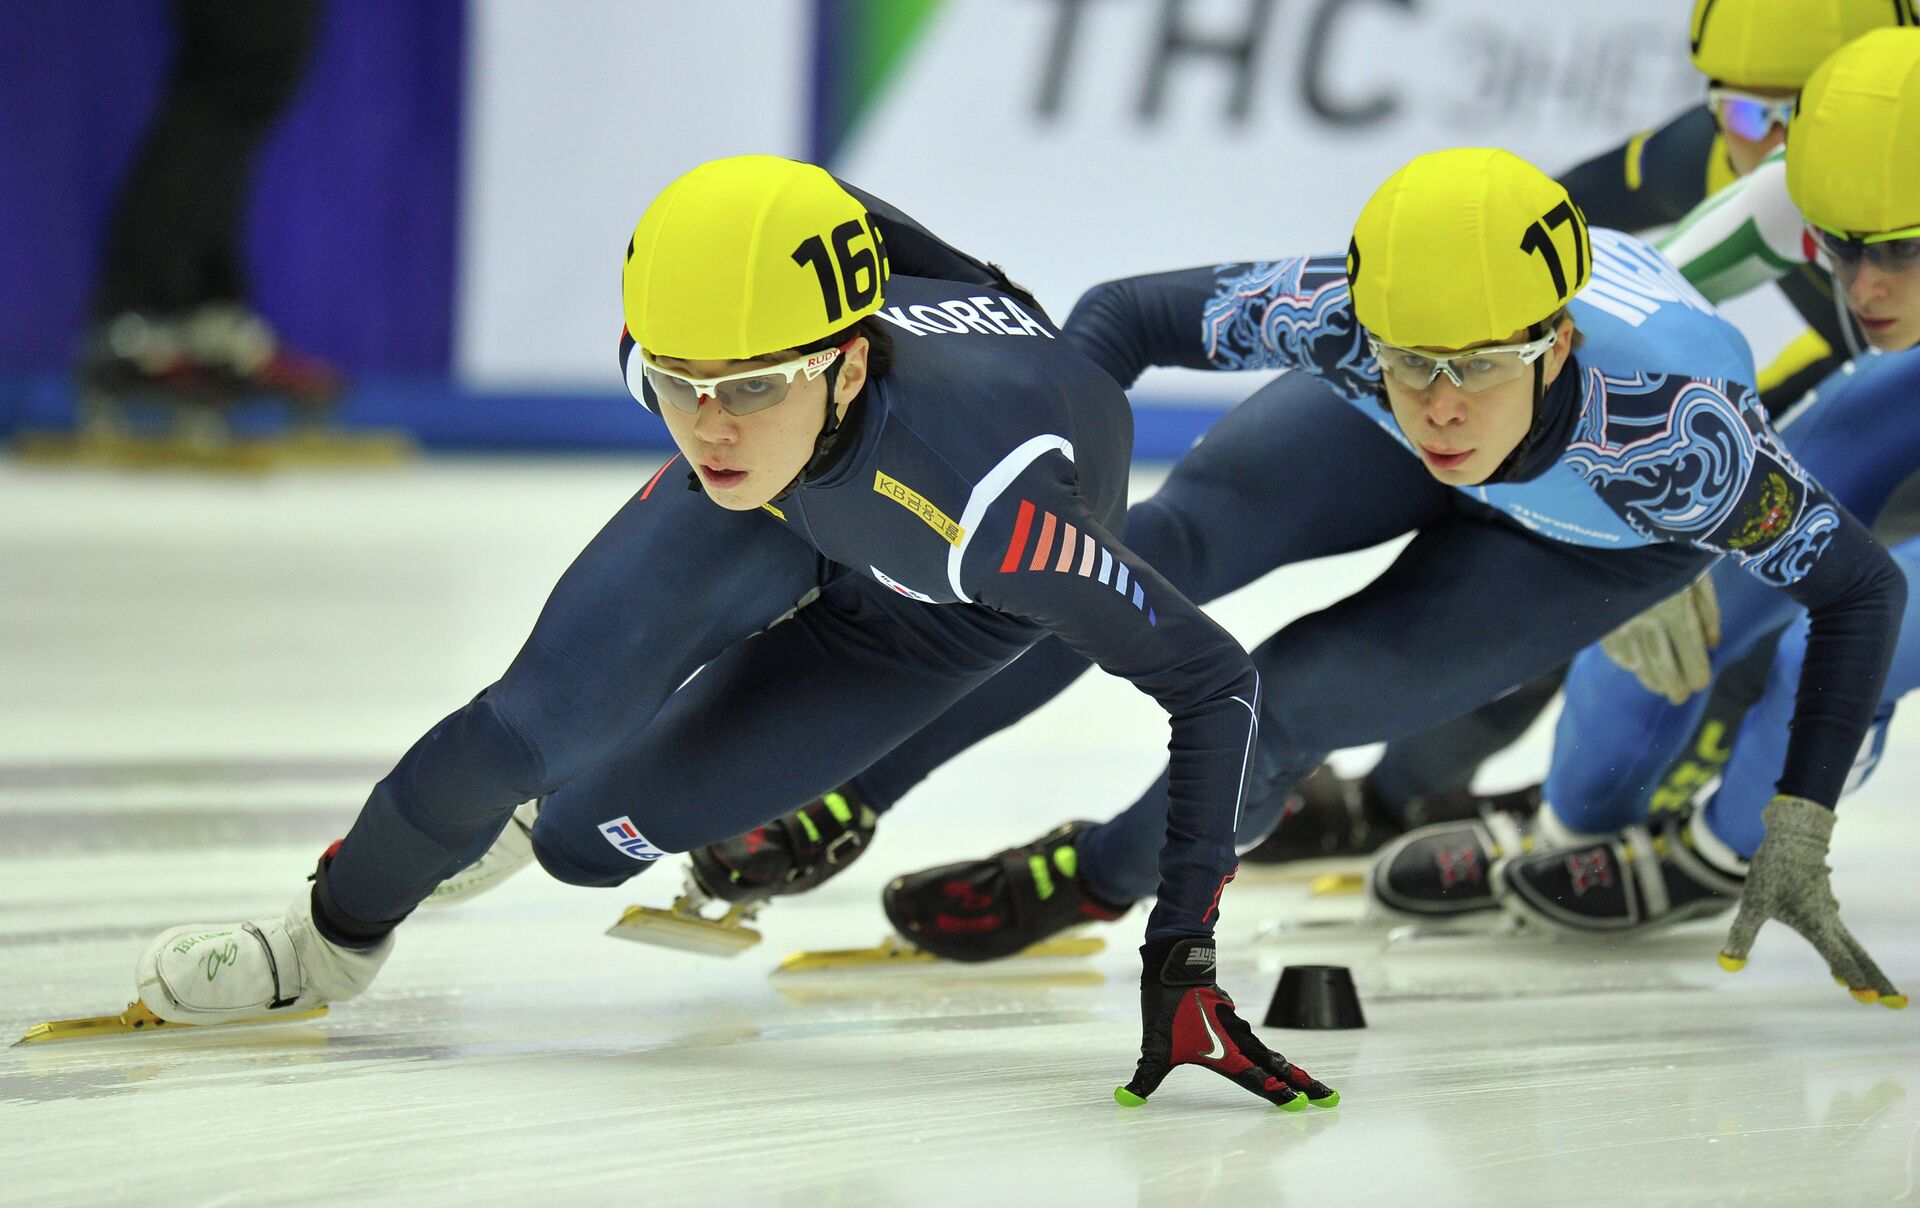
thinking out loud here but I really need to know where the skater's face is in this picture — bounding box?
[651,337,871,510]
[1379,318,1574,487]
[1708,83,1797,177]
[1821,233,1920,352]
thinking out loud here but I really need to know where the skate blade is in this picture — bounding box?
[1383,916,1519,945]
[773,934,1105,974]
[12,430,277,473]
[604,904,763,957]
[9,429,413,472]
[12,1001,328,1046]
[257,430,416,467]
[1242,856,1368,886]
[1308,872,1366,897]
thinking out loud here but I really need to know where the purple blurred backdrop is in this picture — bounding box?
[0,0,464,374]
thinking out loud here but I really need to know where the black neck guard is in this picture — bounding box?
[777,369,867,501]
[1480,349,1583,486]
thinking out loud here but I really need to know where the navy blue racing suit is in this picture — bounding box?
[319,264,1259,944]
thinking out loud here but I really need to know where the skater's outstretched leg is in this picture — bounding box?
[314,478,821,938]
[137,472,822,1023]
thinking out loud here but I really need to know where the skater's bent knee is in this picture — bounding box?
[531,830,654,888]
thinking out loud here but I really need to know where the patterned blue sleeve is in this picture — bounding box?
[1570,372,1903,805]
[1061,257,1378,397]
[1198,257,1379,398]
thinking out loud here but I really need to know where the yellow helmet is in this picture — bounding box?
[623,155,889,361]
[1689,0,1917,88]
[1348,148,1591,350]
[1787,28,1920,234]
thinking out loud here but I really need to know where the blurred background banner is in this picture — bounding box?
[1,0,464,375]
[2,0,1706,453]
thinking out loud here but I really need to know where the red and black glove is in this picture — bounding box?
[1116,936,1340,1111]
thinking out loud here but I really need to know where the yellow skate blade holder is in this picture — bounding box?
[11,430,278,474]
[604,891,764,958]
[1308,872,1366,897]
[13,1001,328,1047]
[773,933,1105,975]
[256,429,416,468]
[9,428,413,473]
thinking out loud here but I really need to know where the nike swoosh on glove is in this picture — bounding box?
[1117,935,1340,1111]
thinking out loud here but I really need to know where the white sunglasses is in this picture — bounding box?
[637,340,853,416]
[1365,330,1559,393]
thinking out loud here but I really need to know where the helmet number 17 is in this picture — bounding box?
[1519,201,1589,303]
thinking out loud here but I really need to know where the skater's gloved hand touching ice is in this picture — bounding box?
[1115,937,1339,1110]
[1600,573,1720,706]
[1719,796,1906,1008]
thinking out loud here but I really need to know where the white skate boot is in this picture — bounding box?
[424,799,540,905]
[136,891,392,1025]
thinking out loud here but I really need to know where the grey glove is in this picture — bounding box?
[1719,796,1906,1008]
[1600,573,1720,705]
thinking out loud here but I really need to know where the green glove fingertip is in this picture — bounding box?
[1114,1087,1147,1107]
[1718,953,1747,973]
[1277,1095,1308,1113]
[1310,1089,1341,1108]
[1849,987,1880,1004]
[1881,994,1908,1010]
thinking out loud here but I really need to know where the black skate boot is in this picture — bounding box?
[1240,765,1401,863]
[1493,812,1744,933]
[689,785,878,904]
[1243,767,1541,865]
[1405,782,1542,829]
[882,822,1131,962]
[1366,797,1538,918]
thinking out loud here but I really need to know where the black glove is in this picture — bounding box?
[1116,936,1340,1111]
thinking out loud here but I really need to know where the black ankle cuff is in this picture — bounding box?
[310,856,407,949]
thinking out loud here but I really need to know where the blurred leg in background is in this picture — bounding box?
[81,0,341,436]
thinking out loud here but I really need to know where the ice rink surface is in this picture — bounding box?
[2,456,1916,1207]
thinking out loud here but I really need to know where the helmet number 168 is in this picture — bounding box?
[791,217,889,325]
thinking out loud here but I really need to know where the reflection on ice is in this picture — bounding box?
[2,459,1914,1205]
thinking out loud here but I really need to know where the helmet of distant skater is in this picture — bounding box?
[1786,27,1920,237]
[1690,0,1918,89]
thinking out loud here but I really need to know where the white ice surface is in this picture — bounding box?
[1,457,1915,1207]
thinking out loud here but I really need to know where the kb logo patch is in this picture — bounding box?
[600,816,666,861]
